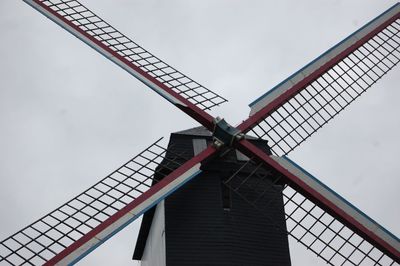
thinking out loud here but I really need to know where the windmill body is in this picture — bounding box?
[133,127,291,265]
[0,1,399,266]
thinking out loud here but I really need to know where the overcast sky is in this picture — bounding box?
[0,1,399,265]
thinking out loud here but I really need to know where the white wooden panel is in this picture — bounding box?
[141,201,166,266]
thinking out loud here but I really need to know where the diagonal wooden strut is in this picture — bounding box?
[24,0,223,131]
[235,139,400,264]
[238,3,400,155]
[43,146,217,265]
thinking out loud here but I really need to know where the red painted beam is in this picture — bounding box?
[238,7,400,134]
[44,146,218,265]
[236,139,400,263]
[25,0,215,131]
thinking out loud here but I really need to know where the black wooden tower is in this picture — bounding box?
[133,127,291,265]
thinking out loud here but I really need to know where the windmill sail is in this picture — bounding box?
[238,3,400,156]
[0,139,216,265]
[224,152,400,265]
[23,0,226,130]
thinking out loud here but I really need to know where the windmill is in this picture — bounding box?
[0,0,398,264]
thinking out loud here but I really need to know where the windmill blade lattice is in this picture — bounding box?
[0,138,191,265]
[240,5,399,156]
[25,0,227,112]
[224,155,399,265]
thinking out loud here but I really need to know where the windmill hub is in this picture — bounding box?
[212,116,244,148]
